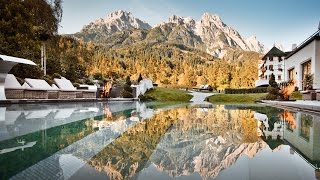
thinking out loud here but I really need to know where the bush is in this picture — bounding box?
[52,73,61,79]
[121,76,133,98]
[269,73,278,88]
[121,90,133,98]
[137,74,143,83]
[85,77,95,85]
[266,86,279,100]
[43,75,54,85]
[225,87,267,94]
[265,93,278,100]
[93,72,103,80]
[123,84,133,93]
[73,83,80,88]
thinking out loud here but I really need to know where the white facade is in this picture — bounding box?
[262,56,285,83]
[255,47,287,87]
[284,37,320,90]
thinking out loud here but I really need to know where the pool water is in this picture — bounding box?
[0,102,319,180]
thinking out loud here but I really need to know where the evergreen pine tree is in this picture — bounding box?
[269,73,278,88]
[137,74,143,83]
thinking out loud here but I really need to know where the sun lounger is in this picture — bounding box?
[24,78,58,99]
[54,78,97,99]
[4,74,25,99]
[77,84,97,98]
[53,77,77,99]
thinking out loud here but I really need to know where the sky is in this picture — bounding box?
[59,0,320,51]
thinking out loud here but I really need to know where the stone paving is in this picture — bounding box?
[261,100,320,112]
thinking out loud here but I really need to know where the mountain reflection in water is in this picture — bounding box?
[0,103,320,180]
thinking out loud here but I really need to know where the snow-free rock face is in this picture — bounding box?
[76,10,151,41]
[73,10,265,58]
[156,13,266,57]
[246,36,267,53]
[196,13,265,57]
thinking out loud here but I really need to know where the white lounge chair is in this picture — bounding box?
[4,74,25,99]
[54,77,96,99]
[53,77,77,99]
[24,78,57,99]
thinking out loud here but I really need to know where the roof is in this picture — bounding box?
[0,54,36,65]
[286,30,320,59]
[262,47,287,60]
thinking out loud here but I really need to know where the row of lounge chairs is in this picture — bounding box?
[4,74,97,100]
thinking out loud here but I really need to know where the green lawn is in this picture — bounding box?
[140,87,192,102]
[207,93,267,103]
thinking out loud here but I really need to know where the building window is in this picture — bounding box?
[269,65,274,71]
[288,68,295,80]
[302,60,311,89]
[269,56,273,61]
[265,75,268,79]
[278,57,283,62]
[278,75,282,80]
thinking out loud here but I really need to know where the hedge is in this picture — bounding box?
[225,87,268,94]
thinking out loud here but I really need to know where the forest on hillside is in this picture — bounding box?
[0,0,261,90]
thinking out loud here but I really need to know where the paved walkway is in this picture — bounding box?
[188,91,215,105]
[261,100,320,112]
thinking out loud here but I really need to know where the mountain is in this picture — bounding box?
[72,10,265,58]
[162,13,265,57]
[73,10,151,42]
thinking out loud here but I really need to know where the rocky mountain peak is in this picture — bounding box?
[168,15,195,26]
[107,10,130,18]
[75,11,265,58]
[80,10,151,36]
[200,12,224,27]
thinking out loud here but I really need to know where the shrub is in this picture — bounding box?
[121,76,133,98]
[225,87,267,94]
[121,90,133,98]
[269,73,278,88]
[52,73,61,79]
[73,83,80,88]
[93,72,103,80]
[85,77,95,85]
[279,80,295,100]
[265,92,278,100]
[266,86,279,100]
[43,75,54,85]
[137,74,143,83]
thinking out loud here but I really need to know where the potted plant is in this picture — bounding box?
[301,74,316,100]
